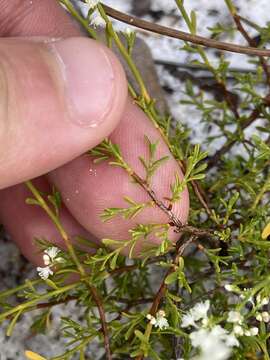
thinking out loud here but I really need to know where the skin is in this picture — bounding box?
[0,0,189,265]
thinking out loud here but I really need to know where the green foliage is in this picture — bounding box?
[2,1,270,360]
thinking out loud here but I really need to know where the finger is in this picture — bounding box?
[0,36,127,189]
[0,177,97,265]
[48,100,190,250]
[0,0,81,37]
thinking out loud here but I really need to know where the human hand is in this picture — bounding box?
[0,0,189,264]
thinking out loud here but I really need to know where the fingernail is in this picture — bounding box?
[51,37,115,127]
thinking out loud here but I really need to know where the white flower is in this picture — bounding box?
[244,327,258,336]
[157,310,166,317]
[43,246,60,265]
[256,294,269,307]
[146,314,157,325]
[155,316,169,330]
[191,300,210,321]
[261,297,269,306]
[224,284,234,292]
[77,0,98,18]
[125,27,134,36]
[43,254,51,266]
[37,266,53,280]
[147,310,169,330]
[256,294,261,304]
[262,311,270,322]
[181,313,197,328]
[90,10,106,27]
[233,325,244,336]
[256,313,263,322]
[249,327,259,336]
[86,0,99,8]
[190,325,238,360]
[225,333,239,347]
[227,311,243,324]
[181,300,210,328]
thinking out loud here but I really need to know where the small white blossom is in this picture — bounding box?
[181,313,197,328]
[256,294,262,304]
[255,295,269,307]
[225,333,239,347]
[77,0,98,18]
[224,284,234,292]
[125,27,134,36]
[43,246,60,265]
[157,309,166,317]
[233,325,244,336]
[181,300,210,328]
[146,314,157,325]
[227,311,243,324]
[43,254,51,266]
[37,266,53,280]
[86,0,99,8]
[190,325,238,360]
[146,310,169,330]
[90,10,106,28]
[155,316,169,330]
[261,311,270,322]
[244,327,258,337]
[249,327,259,336]
[191,300,210,321]
[261,297,269,306]
[256,313,263,322]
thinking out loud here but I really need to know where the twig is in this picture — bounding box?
[232,14,270,85]
[207,107,261,168]
[90,286,112,360]
[130,170,213,237]
[135,236,195,360]
[109,297,153,306]
[101,3,270,57]
[155,59,257,75]
[26,181,112,360]
[207,4,270,168]
[131,171,183,228]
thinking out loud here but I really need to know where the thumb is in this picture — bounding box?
[0,37,127,189]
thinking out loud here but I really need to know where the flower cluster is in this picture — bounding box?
[224,284,270,330]
[77,0,105,28]
[90,10,105,28]
[227,310,258,337]
[146,310,169,330]
[181,300,239,360]
[37,246,63,280]
[85,0,99,8]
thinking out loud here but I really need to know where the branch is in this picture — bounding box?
[130,170,213,237]
[90,286,112,360]
[135,236,195,360]
[155,59,257,75]
[101,3,270,57]
[207,107,261,168]
[231,14,270,85]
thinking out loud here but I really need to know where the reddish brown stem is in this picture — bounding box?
[101,3,270,57]
[233,14,270,85]
[207,107,261,168]
[135,236,195,360]
[89,286,112,360]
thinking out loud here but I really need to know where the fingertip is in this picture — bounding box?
[0,37,127,188]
